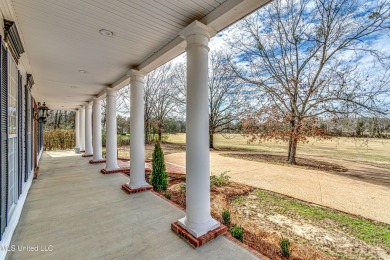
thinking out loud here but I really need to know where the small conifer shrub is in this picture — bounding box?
[164,192,171,200]
[222,209,231,225]
[150,142,168,191]
[229,224,244,242]
[180,183,186,192]
[280,237,291,257]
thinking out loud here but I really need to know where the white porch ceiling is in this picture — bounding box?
[10,0,271,110]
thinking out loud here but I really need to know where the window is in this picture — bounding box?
[7,51,18,219]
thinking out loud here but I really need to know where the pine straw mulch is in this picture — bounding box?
[223,153,348,173]
[155,174,333,260]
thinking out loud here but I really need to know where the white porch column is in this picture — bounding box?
[84,103,93,155]
[92,98,103,161]
[105,88,119,171]
[75,109,80,149]
[80,106,85,151]
[128,70,149,189]
[177,21,219,238]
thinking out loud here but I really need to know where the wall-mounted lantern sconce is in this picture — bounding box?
[38,102,50,123]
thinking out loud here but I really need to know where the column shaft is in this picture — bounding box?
[128,70,148,189]
[85,103,93,155]
[80,106,85,151]
[92,98,103,161]
[178,21,219,238]
[105,88,119,170]
[75,110,80,149]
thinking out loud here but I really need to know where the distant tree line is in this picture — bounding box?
[45,110,75,130]
[319,117,390,138]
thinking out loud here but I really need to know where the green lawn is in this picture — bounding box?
[166,133,390,166]
[245,189,390,249]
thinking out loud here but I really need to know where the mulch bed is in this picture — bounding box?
[224,153,348,173]
[153,173,331,260]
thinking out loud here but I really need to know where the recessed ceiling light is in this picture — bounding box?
[78,70,88,74]
[99,29,113,37]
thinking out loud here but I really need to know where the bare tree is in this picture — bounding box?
[152,63,179,141]
[144,66,162,144]
[229,0,390,164]
[208,51,245,148]
[174,52,250,148]
[101,86,130,129]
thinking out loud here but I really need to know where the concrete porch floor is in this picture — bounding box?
[7,151,258,260]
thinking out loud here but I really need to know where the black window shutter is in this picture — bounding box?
[24,80,28,182]
[30,96,33,176]
[17,70,23,197]
[0,41,9,239]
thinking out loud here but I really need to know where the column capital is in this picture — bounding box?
[106,87,117,96]
[179,21,216,40]
[128,69,146,84]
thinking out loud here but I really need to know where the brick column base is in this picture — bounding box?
[89,159,106,164]
[121,184,153,194]
[171,221,227,248]
[100,167,129,174]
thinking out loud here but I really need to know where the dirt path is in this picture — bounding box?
[223,150,390,188]
[165,151,390,224]
[303,154,390,187]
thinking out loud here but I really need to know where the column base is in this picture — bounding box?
[100,167,127,174]
[178,217,220,238]
[171,221,227,248]
[89,159,106,164]
[82,154,93,157]
[121,184,153,194]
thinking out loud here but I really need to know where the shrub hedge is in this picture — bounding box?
[44,130,75,151]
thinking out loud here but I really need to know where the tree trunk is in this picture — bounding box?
[102,115,106,129]
[288,119,299,165]
[144,121,149,145]
[287,135,292,161]
[287,119,295,161]
[209,131,214,149]
[54,111,58,130]
[288,137,298,165]
[158,122,162,142]
[64,111,68,129]
[57,111,62,129]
